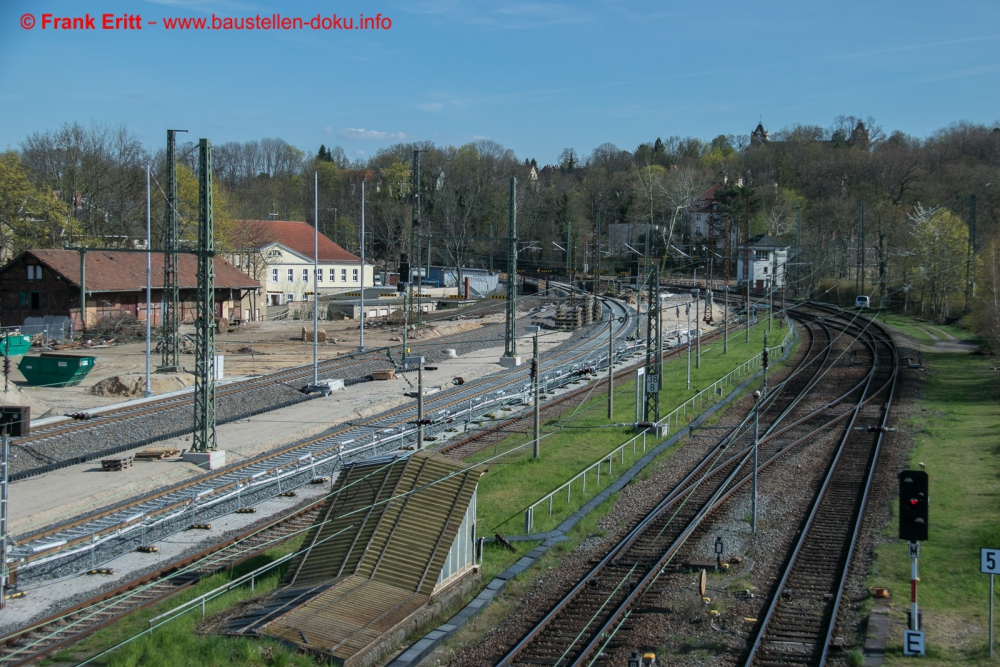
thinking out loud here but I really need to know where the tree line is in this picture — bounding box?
[1,117,999,340]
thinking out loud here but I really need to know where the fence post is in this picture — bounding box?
[583,468,587,494]
[549,494,553,516]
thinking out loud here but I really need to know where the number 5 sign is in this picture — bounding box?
[982,548,1000,574]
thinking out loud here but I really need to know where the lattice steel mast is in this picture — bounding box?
[644,266,661,423]
[504,177,518,359]
[159,129,185,372]
[192,139,217,452]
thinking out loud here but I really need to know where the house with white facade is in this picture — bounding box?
[255,220,374,306]
[736,234,788,294]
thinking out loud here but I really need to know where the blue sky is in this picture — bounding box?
[2,0,998,164]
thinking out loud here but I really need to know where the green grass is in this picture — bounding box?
[473,321,793,538]
[864,341,1000,665]
[59,321,793,666]
[66,536,319,667]
[880,312,980,346]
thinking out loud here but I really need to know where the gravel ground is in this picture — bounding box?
[442,315,896,667]
[829,332,924,656]
[7,311,553,478]
[442,336,811,667]
[0,486,329,639]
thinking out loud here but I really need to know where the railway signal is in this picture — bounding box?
[899,470,929,541]
[900,470,928,654]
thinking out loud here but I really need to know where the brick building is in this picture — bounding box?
[0,249,260,332]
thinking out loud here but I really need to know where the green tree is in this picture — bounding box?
[0,151,72,260]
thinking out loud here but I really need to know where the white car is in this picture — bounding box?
[855,296,870,309]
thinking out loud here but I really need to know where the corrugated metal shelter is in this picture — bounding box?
[223,450,482,665]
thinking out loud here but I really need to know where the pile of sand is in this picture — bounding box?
[89,373,195,398]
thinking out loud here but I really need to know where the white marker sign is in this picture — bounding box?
[982,548,1000,574]
[903,630,925,656]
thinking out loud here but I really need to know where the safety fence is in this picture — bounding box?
[521,319,794,533]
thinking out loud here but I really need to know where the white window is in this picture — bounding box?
[302,268,309,282]
[271,268,279,283]
[329,268,336,282]
[341,269,347,281]
[287,268,294,282]
[26,265,42,280]
[316,269,323,282]
[353,268,359,282]
[286,293,295,303]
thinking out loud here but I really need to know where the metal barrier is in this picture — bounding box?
[521,318,794,533]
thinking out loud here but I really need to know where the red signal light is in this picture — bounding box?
[910,499,919,505]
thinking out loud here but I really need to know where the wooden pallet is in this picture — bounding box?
[371,369,396,381]
[101,456,133,471]
[135,447,180,460]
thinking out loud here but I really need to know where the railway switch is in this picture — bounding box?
[899,470,929,541]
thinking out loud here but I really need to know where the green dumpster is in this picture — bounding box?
[18,353,97,387]
[0,334,31,357]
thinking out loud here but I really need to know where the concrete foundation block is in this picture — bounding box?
[499,355,522,368]
[182,450,227,470]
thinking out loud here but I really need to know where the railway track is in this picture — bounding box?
[493,304,895,666]
[742,305,897,667]
[0,286,751,663]
[0,500,325,666]
[8,298,636,587]
[12,300,552,454]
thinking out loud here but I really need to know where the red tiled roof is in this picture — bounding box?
[17,250,259,292]
[691,185,720,213]
[257,220,362,263]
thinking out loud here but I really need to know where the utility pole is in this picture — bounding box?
[694,269,701,369]
[724,285,729,354]
[502,177,518,364]
[744,196,750,343]
[566,218,572,281]
[686,301,692,390]
[144,165,153,398]
[859,201,866,296]
[191,139,217,456]
[0,430,8,608]
[528,326,541,458]
[966,194,978,315]
[160,129,186,372]
[644,266,661,424]
[409,150,420,336]
[313,172,319,387]
[607,317,614,419]
[751,389,760,534]
[795,204,802,300]
[417,359,424,449]
[769,249,775,331]
[360,180,366,351]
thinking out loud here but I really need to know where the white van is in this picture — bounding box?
[855,296,870,309]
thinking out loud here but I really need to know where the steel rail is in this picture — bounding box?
[494,305,883,666]
[9,298,635,582]
[742,308,897,667]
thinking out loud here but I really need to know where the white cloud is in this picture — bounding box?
[339,128,407,140]
[355,149,367,156]
[471,135,491,140]
[324,126,333,133]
